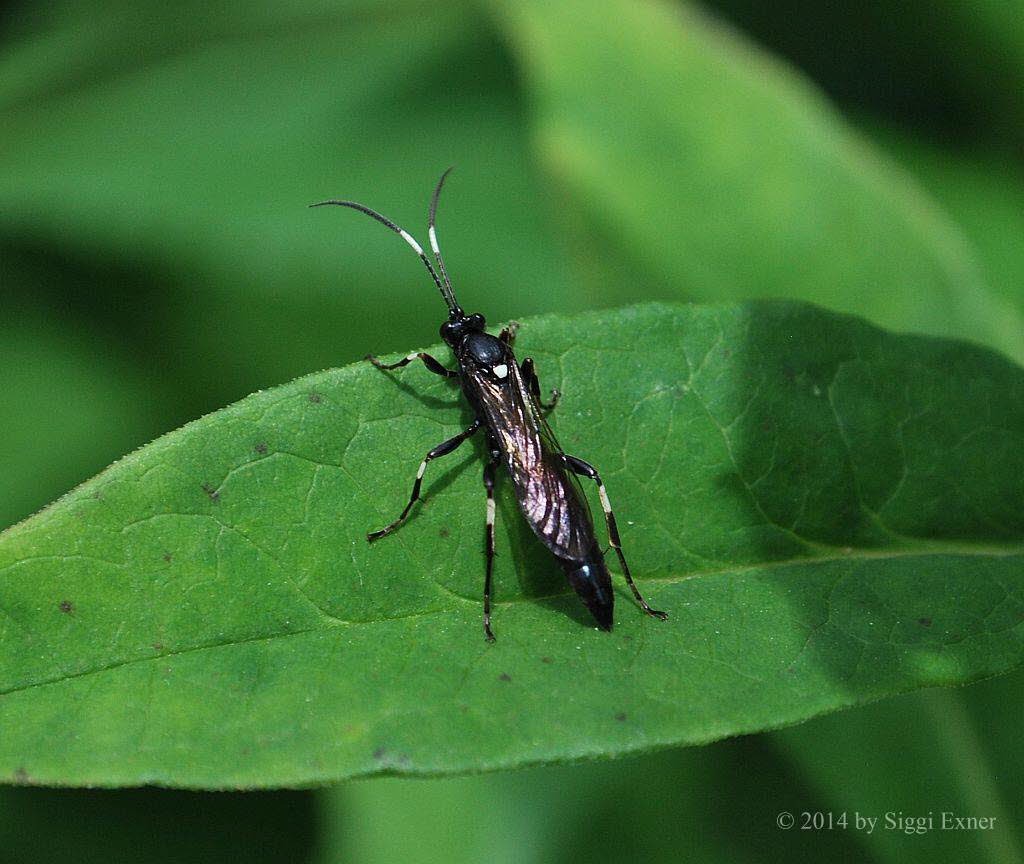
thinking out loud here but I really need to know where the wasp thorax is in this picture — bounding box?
[464,331,505,367]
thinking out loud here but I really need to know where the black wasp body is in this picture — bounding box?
[313,170,666,640]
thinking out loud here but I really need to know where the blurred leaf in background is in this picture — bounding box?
[2,0,1024,860]
[320,669,1024,864]
[488,0,1024,363]
[0,787,316,864]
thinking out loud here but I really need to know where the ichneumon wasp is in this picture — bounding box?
[312,170,667,640]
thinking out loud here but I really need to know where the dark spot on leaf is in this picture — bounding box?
[439,527,449,538]
[918,617,932,627]
[13,767,29,784]
[499,672,511,682]
[153,643,164,652]
[59,600,73,614]
[91,491,102,500]
[398,754,411,766]
[162,552,172,563]
[541,656,553,664]
[254,442,268,454]
[723,348,731,359]
[615,712,627,722]
[201,483,220,502]
[373,747,387,760]
[308,393,322,404]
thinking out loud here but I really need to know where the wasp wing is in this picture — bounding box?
[470,357,596,561]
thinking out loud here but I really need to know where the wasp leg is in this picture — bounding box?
[367,420,480,541]
[482,453,501,642]
[520,357,560,412]
[367,351,458,378]
[559,454,667,620]
[498,320,520,347]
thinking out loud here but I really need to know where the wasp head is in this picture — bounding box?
[440,313,486,348]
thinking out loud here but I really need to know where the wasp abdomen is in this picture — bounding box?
[561,556,614,631]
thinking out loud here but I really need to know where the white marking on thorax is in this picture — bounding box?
[493,363,508,378]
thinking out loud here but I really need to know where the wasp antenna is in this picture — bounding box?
[427,168,462,317]
[311,198,455,311]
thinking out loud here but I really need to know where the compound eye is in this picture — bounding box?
[467,313,486,330]
[440,321,460,341]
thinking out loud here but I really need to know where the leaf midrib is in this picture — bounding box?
[1,543,1020,702]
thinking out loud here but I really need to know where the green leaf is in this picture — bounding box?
[486,0,1024,363]
[774,676,1024,864]
[0,290,169,529]
[861,120,1024,314]
[1,301,1023,788]
[701,0,1024,146]
[0,786,316,864]
[320,737,870,864]
[0,0,581,406]
[319,671,1024,864]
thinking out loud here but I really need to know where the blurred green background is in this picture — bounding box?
[2,0,1022,860]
